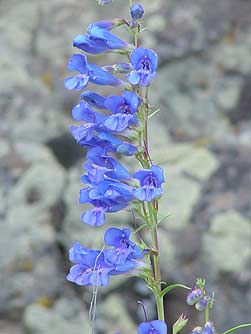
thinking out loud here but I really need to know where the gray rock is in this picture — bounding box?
[98,294,136,334]
[0,143,66,315]
[202,211,251,274]
[24,298,91,334]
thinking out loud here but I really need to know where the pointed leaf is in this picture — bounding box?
[160,283,191,298]
[221,324,251,334]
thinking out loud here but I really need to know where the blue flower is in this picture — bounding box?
[81,207,107,227]
[138,320,168,334]
[104,91,141,131]
[83,162,113,184]
[73,24,128,54]
[79,180,134,226]
[65,54,120,91]
[87,147,130,180]
[127,48,158,86]
[133,165,165,201]
[67,248,113,286]
[72,101,106,122]
[130,3,144,20]
[87,19,124,31]
[104,227,144,264]
[81,91,106,109]
[64,54,89,90]
[98,132,138,156]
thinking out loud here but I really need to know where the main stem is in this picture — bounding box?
[128,7,165,321]
[143,95,165,321]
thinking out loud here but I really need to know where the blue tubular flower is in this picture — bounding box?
[104,91,141,130]
[98,132,138,156]
[130,3,144,20]
[79,181,133,226]
[88,19,124,31]
[73,34,109,54]
[67,248,113,286]
[72,101,106,122]
[138,320,168,334]
[87,147,130,180]
[80,91,106,109]
[81,207,107,226]
[127,48,158,86]
[83,162,113,184]
[133,165,165,201]
[64,54,89,90]
[88,25,128,50]
[104,228,144,264]
[65,54,120,91]
[73,23,128,54]
[69,242,88,263]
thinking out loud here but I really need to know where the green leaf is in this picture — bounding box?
[148,108,160,119]
[157,214,173,225]
[221,324,251,334]
[160,283,191,298]
[132,223,148,234]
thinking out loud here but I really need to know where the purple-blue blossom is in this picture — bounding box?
[138,320,168,334]
[104,91,141,130]
[67,247,113,286]
[201,322,215,334]
[73,21,128,54]
[65,54,121,91]
[104,227,144,264]
[67,228,145,286]
[133,165,165,201]
[81,91,106,109]
[127,48,158,86]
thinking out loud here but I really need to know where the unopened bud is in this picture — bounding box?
[186,289,203,305]
[195,297,208,311]
[191,326,202,334]
[130,3,144,20]
[201,322,215,334]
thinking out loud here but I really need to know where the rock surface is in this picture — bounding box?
[1,0,251,333]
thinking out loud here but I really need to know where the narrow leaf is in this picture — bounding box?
[160,283,191,298]
[148,108,160,119]
[221,324,251,334]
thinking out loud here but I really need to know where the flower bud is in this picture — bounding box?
[201,322,215,334]
[130,3,144,19]
[186,289,203,305]
[195,297,208,311]
[191,327,202,334]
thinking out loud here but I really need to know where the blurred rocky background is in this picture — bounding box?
[0,0,251,333]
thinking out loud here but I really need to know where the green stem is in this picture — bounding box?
[205,304,209,322]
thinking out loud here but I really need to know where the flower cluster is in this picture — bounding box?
[67,227,144,286]
[186,278,213,312]
[65,16,164,228]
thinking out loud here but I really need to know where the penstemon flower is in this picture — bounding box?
[64,1,251,334]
